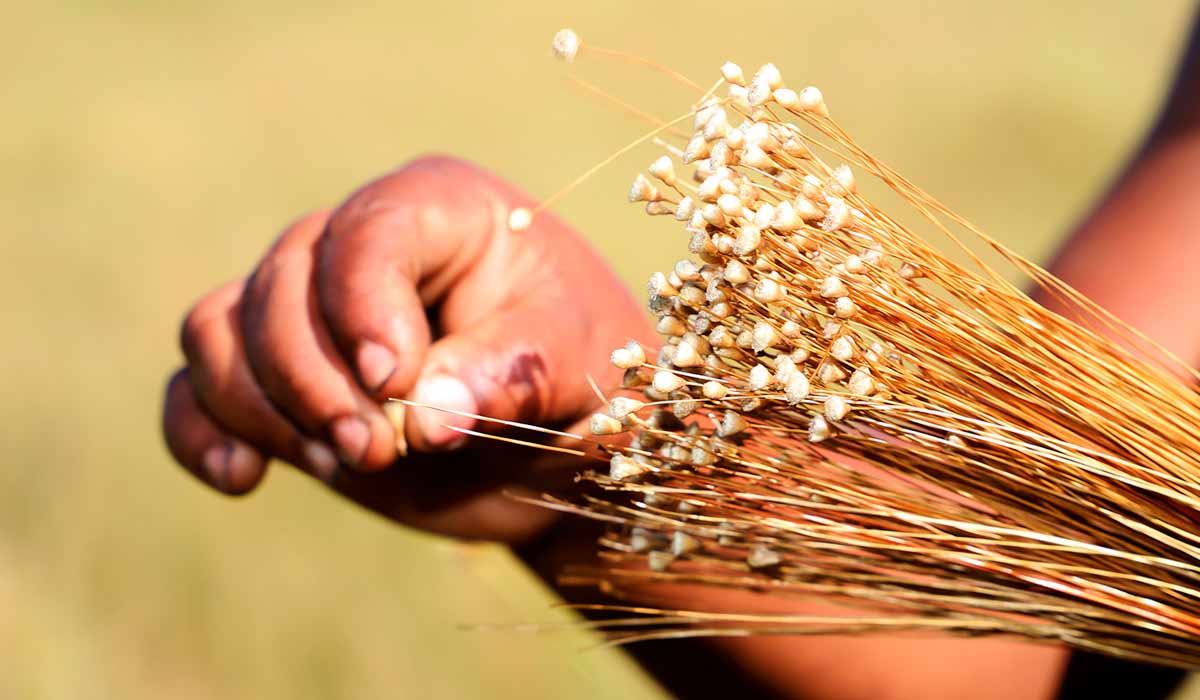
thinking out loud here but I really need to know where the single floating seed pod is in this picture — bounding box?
[675,196,696,221]
[798,85,829,116]
[629,173,659,203]
[507,207,532,232]
[551,28,580,62]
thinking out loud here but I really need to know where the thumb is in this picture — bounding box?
[403,298,615,453]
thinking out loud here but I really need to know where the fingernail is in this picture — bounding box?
[411,374,477,449]
[301,440,340,481]
[226,441,261,493]
[202,442,232,491]
[357,341,397,394]
[330,415,371,466]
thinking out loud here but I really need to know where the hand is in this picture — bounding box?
[161,155,653,542]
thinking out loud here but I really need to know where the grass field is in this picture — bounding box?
[1,2,1196,698]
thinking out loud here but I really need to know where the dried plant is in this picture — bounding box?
[490,31,1200,668]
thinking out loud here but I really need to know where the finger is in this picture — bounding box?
[161,368,267,495]
[180,279,340,481]
[241,210,398,471]
[316,155,526,401]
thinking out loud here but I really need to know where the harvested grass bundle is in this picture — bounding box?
[486,31,1200,668]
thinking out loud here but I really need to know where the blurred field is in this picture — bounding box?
[0,2,1195,698]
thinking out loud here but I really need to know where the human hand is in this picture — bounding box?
[162,155,653,542]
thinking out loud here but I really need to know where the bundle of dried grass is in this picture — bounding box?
[497,31,1200,669]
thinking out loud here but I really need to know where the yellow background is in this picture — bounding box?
[2,2,1196,698]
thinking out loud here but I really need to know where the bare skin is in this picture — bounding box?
[162,25,1200,700]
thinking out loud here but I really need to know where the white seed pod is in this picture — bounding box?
[790,347,811,364]
[847,368,875,396]
[708,325,735,349]
[782,136,812,159]
[672,340,704,367]
[717,410,750,438]
[741,144,773,169]
[802,174,825,199]
[733,225,762,256]
[747,363,773,391]
[727,84,750,111]
[865,341,886,364]
[948,434,966,449]
[794,196,822,221]
[824,395,850,422]
[821,197,850,231]
[608,397,645,420]
[808,414,832,442]
[747,545,782,568]
[693,98,721,131]
[674,196,696,222]
[691,445,716,465]
[697,173,724,202]
[645,201,672,216]
[820,275,847,298]
[701,204,727,227]
[754,277,787,304]
[798,86,829,117]
[652,370,687,394]
[754,63,783,89]
[647,550,675,571]
[703,108,731,141]
[747,77,773,106]
[610,453,649,480]
[862,246,884,266]
[773,88,799,108]
[752,202,775,228]
[720,61,746,85]
[610,340,646,369]
[709,301,733,318]
[780,320,802,338]
[673,398,699,419]
[830,335,856,362]
[785,373,811,404]
[774,356,797,383]
[629,527,654,552]
[656,314,686,336]
[899,262,923,280]
[655,343,676,368]
[683,132,710,164]
[649,155,676,186]
[735,329,754,349]
[701,380,728,400]
[751,321,779,353]
[629,173,659,203]
[689,230,716,257]
[724,126,745,150]
[822,321,842,339]
[649,271,679,297]
[590,413,625,435]
[845,254,864,273]
[673,259,701,282]
[671,531,701,556]
[832,164,856,195]
[551,28,580,62]
[708,140,732,168]
[770,201,801,231]
[722,259,751,285]
[716,192,743,217]
[507,207,532,232]
[834,296,857,319]
[678,285,706,308]
[818,362,847,383]
[718,177,739,195]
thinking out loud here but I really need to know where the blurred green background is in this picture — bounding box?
[2,1,1196,698]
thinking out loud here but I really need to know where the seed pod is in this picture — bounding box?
[653,370,687,394]
[609,397,645,420]
[808,414,832,442]
[718,410,750,438]
[610,453,649,480]
[747,545,782,568]
[590,413,625,435]
[748,363,774,390]
[824,395,850,421]
[702,380,728,400]
[785,373,811,404]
